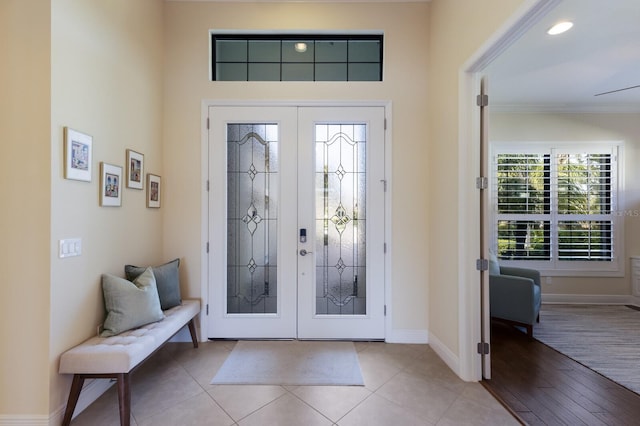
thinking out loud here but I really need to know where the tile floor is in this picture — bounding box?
[70,340,519,425]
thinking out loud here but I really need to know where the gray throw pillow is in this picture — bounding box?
[101,267,164,337]
[124,258,181,310]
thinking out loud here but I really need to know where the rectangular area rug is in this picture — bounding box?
[211,340,364,386]
[533,304,640,395]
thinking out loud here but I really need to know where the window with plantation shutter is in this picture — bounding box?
[491,143,622,276]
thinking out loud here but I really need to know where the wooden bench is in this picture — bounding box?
[58,299,200,426]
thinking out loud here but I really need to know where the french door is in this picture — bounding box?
[207,105,386,339]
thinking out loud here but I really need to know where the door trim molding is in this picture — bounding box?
[200,100,392,341]
[457,0,558,381]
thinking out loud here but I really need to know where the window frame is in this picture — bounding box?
[210,32,384,82]
[490,141,624,277]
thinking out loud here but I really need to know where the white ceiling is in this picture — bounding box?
[486,0,640,112]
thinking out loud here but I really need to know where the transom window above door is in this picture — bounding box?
[210,33,383,82]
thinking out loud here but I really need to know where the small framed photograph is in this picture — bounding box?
[100,162,123,207]
[64,127,92,182]
[126,149,144,190]
[147,174,161,208]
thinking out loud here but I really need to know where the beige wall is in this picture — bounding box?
[49,0,165,415]
[0,0,52,416]
[427,0,526,355]
[163,2,430,335]
[491,112,640,296]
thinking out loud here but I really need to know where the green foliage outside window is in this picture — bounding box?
[496,152,612,261]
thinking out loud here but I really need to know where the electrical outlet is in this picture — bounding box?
[545,276,552,284]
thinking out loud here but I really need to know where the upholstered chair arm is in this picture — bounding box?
[499,266,541,287]
[489,274,539,325]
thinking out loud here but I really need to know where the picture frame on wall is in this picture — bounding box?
[100,162,123,207]
[147,173,161,208]
[64,127,92,182]
[126,149,144,189]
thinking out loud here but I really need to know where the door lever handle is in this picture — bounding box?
[299,249,313,256]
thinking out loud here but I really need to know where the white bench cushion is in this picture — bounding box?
[59,299,200,375]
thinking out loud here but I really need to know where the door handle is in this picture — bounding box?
[299,249,313,256]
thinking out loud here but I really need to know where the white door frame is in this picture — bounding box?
[457,0,560,381]
[199,100,393,342]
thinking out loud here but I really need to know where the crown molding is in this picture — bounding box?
[490,103,640,114]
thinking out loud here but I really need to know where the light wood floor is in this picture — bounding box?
[483,320,640,425]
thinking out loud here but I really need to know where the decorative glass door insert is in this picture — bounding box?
[315,124,367,315]
[226,123,278,314]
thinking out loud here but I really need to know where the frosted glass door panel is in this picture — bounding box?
[227,124,278,314]
[315,124,367,315]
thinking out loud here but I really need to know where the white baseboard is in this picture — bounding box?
[542,294,635,305]
[0,415,48,425]
[426,332,461,378]
[385,328,429,344]
[49,378,114,425]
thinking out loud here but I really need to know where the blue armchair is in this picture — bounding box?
[489,254,541,338]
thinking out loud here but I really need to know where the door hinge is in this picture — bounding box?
[383,243,387,254]
[476,176,488,190]
[206,242,209,253]
[207,117,210,129]
[206,180,210,191]
[384,305,387,316]
[384,118,387,130]
[380,179,387,192]
[206,304,209,315]
[476,258,489,271]
[476,94,489,107]
[477,342,490,355]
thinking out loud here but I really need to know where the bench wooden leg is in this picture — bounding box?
[116,373,131,426]
[62,375,85,426]
[187,318,199,348]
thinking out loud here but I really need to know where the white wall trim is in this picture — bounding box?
[0,416,49,426]
[543,294,637,305]
[457,0,556,382]
[490,103,640,114]
[201,100,393,341]
[428,332,461,378]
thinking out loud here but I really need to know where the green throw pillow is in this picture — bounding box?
[101,267,164,337]
[124,259,182,310]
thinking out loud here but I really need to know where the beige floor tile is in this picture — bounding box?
[338,393,432,426]
[136,391,234,426]
[69,386,137,426]
[176,341,234,386]
[238,393,332,426]
[403,353,467,395]
[207,384,288,421]
[291,385,372,422]
[131,366,205,421]
[436,384,521,426]
[357,351,403,391]
[67,341,519,426]
[375,371,459,423]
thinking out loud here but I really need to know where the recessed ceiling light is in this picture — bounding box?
[294,42,307,53]
[547,21,573,35]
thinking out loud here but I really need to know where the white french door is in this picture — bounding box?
[207,105,386,340]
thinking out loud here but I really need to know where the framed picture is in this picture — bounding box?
[126,149,144,189]
[147,174,161,208]
[64,127,92,182]
[100,162,123,207]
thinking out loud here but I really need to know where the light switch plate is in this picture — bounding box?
[59,238,82,258]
